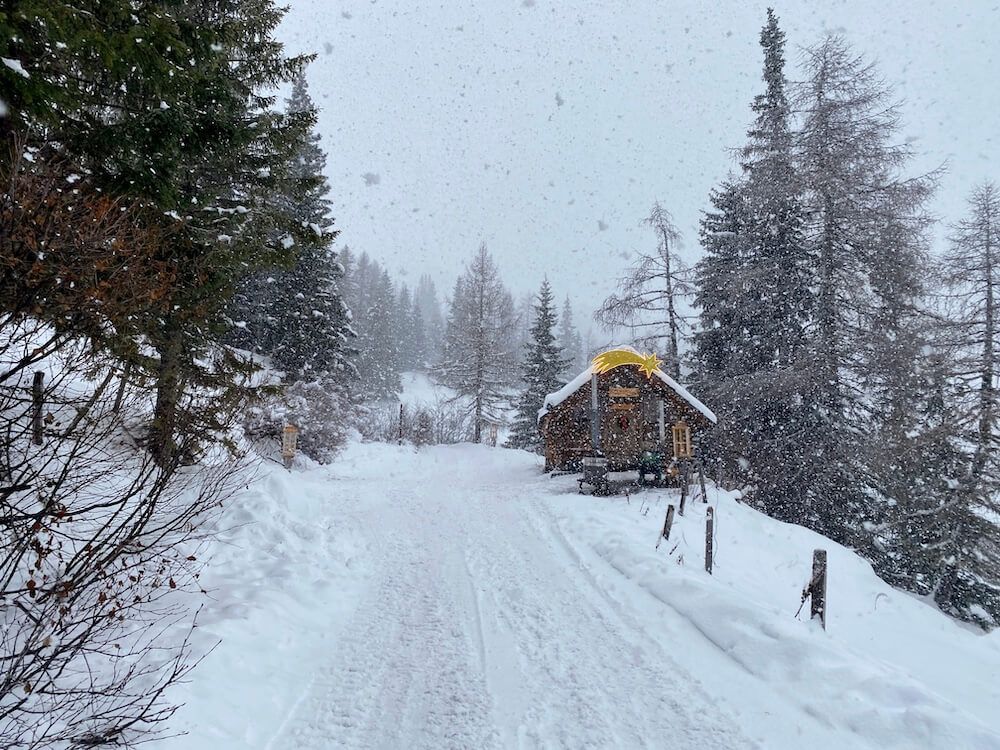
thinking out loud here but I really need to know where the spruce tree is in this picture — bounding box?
[693,10,816,523]
[508,279,569,451]
[227,70,356,384]
[415,274,445,365]
[439,244,517,442]
[395,284,425,372]
[558,296,584,376]
[98,0,321,465]
[356,266,401,398]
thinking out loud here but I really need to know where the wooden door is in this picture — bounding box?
[603,403,640,469]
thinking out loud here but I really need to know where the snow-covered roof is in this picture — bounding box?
[538,346,717,424]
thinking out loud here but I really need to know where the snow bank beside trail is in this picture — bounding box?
[160,458,373,750]
[543,480,1000,750]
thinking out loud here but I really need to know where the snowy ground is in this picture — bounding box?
[398,370,456,407]
[161,441,1000,750]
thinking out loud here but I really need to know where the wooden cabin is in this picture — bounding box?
[538,347,716,473]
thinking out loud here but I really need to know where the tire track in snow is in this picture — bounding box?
[271,459,755,749]
[272,488,499,750]
[462,477,756,750]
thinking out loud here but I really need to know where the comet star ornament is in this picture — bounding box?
[591,349,662,379]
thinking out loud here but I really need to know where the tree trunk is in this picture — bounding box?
[660,227,681,380]
[150,331,184,467]
[818,196,839,412]
[970,202,995,486]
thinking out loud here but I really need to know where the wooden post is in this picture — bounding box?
[705,506,714,574]
[811,549,827,629]
[678,476,688,516]
[281,424,299,469]
[697,459,708,503]
[398,403,404,445]
[32,371,44,445]
[656,504,675,549]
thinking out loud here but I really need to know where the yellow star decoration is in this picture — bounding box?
[591,349,663,379]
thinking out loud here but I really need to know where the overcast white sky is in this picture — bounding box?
[279,0,1000,324]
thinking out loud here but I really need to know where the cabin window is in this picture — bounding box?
[671,420,692,459]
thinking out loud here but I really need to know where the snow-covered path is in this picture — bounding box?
[165,442,1000,750]
[269,449,753,750]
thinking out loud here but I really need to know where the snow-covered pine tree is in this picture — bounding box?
[692,180,753,479]
[4,0,317,463]
[511,292,534,362]
[350,252,377,324]
[415,274,446,367]
[438,244,517,442]
[339,246,358,312]
[395,284,425,372]
[595,202,690,374]
[356,265,402,398]
[124,0,327,465]
[558,296,585,376]
[930,182,1000,626]
[693,10,817,524]
[857,192,940,582]
[228,70,356,386]
[793,34,936,543]
[507,279,569,451]
[275,72,355,382]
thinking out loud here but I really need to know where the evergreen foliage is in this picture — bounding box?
[508,280,569,451]
[354,264,402,398]
[558,297,585,376]
[227,70,356,384]
[793,34,936,544]
[687,13,996,630]
[692,9,818,526]
[438,244,518,442]
[415,274,446,366]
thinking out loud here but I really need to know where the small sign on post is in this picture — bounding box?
[281,424,299,469]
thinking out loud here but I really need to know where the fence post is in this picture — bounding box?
[697,459,708,503]
[656,504,676,549]
[398,403,404,445]
[678,469,688,516]
[811,549,827,629]
[705,506,714,574]
[32,371,44,446]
